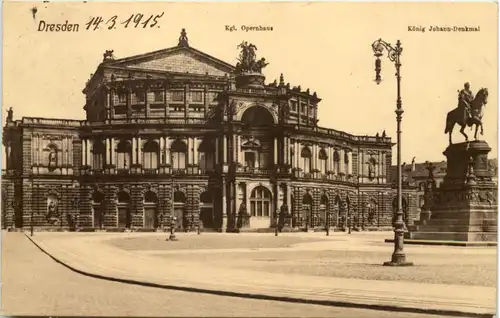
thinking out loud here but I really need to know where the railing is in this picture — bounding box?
[236,166,274,175]
[17,116,391,144]
[295,125,392,143]
[143,168,158,175]
[172,168,187,175]
[80,117,208,126]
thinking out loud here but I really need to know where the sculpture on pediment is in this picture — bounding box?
[103,50,115,61]
[235,41,268,74]
[178,28,189,47]
[6,107,13,122]
[445,82,489,144]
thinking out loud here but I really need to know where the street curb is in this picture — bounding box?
[25,234,494,318]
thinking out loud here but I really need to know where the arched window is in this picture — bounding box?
[143,140,160,170]
[320,195,328,225]
[344,152,349,174]
[250,186,272,217]
[171,140,187,170]
[92,191,104,228]
[302,193,313,225]
[241,106,274,127]
[200,191,214,229]
[116,141,132,170]
[318,148,328,174]
[334,196,342,226]
[199,139,215,172]
[143,191,158,228]
[116,191,131,228]
[92,141,105,170]
[173,191,186,229]
[333,151,340,173]
[301,147,312,173]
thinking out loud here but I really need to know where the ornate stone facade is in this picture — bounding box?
[2,31,399,232]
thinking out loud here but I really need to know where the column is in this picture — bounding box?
[132,138,137,164]
[215,137,219,164]
[159,137,165,164]
[312,144,317,170]
[326,147,331,172]
[61,137,65,166]
[203,86,209,117]
[348,151,353,175]
[105,139,111,166]
[165,137,171,165]
[274,137,278,165]
[237,135,241,164]
[163,81,169,119]
[38,136,42,166]
[69,137,73,166]
[81,138,86,166]
[358,151,363,182]
[110,138,115,166]
[232,135,237,163]
[86,139,92,167]
[194,138,200,165]
[381,152,386,181]
[340,149,345,174]
[110,89,115,119]
[184,84,189,119]
[296,142,301,169]
[284,137,289,165]
[137,137,142,165]
[223,135,228,164]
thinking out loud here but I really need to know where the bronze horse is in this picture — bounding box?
[444,88,488,144]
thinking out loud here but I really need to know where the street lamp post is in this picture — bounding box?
[372,38,413,266]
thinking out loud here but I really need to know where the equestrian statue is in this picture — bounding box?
[444,82,488,144]
[235,41,269,74]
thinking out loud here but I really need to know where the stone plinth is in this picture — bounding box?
[235,72,265,89]
[406,141,498,243]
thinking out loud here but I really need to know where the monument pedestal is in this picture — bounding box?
[406,141,497,243]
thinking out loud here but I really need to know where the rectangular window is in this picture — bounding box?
[143,152,158,169]
[154,91,163,102]
[301,104,306,113]
[136,92,145,103]
[118,93,127,103]
[172,91,184,102]
[245,152,256,168]
[172,152,186,169]
[116,152,131,169]
[93,153,104,170]
[191,91,203,103]
[290,101,297,112]
[263,202,270,217]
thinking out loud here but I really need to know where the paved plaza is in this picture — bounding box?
[2,231,497,317]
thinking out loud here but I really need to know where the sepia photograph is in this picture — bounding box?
[1,1,498,317]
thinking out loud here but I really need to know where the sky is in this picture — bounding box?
[2,1,498,165]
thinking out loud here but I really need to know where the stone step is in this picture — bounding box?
[409,231,497,242]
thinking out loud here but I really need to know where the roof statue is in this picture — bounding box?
[103,50,115,62]
[178,28,189,47]
[444,81,489,144]
[6,107,13,122]
[235,41,269,74]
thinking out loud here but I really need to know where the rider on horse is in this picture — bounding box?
[458,82,474,121]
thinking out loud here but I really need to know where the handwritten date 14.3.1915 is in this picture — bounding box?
[85,12,164,31]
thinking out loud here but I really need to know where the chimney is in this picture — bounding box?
[411,157,416,172]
